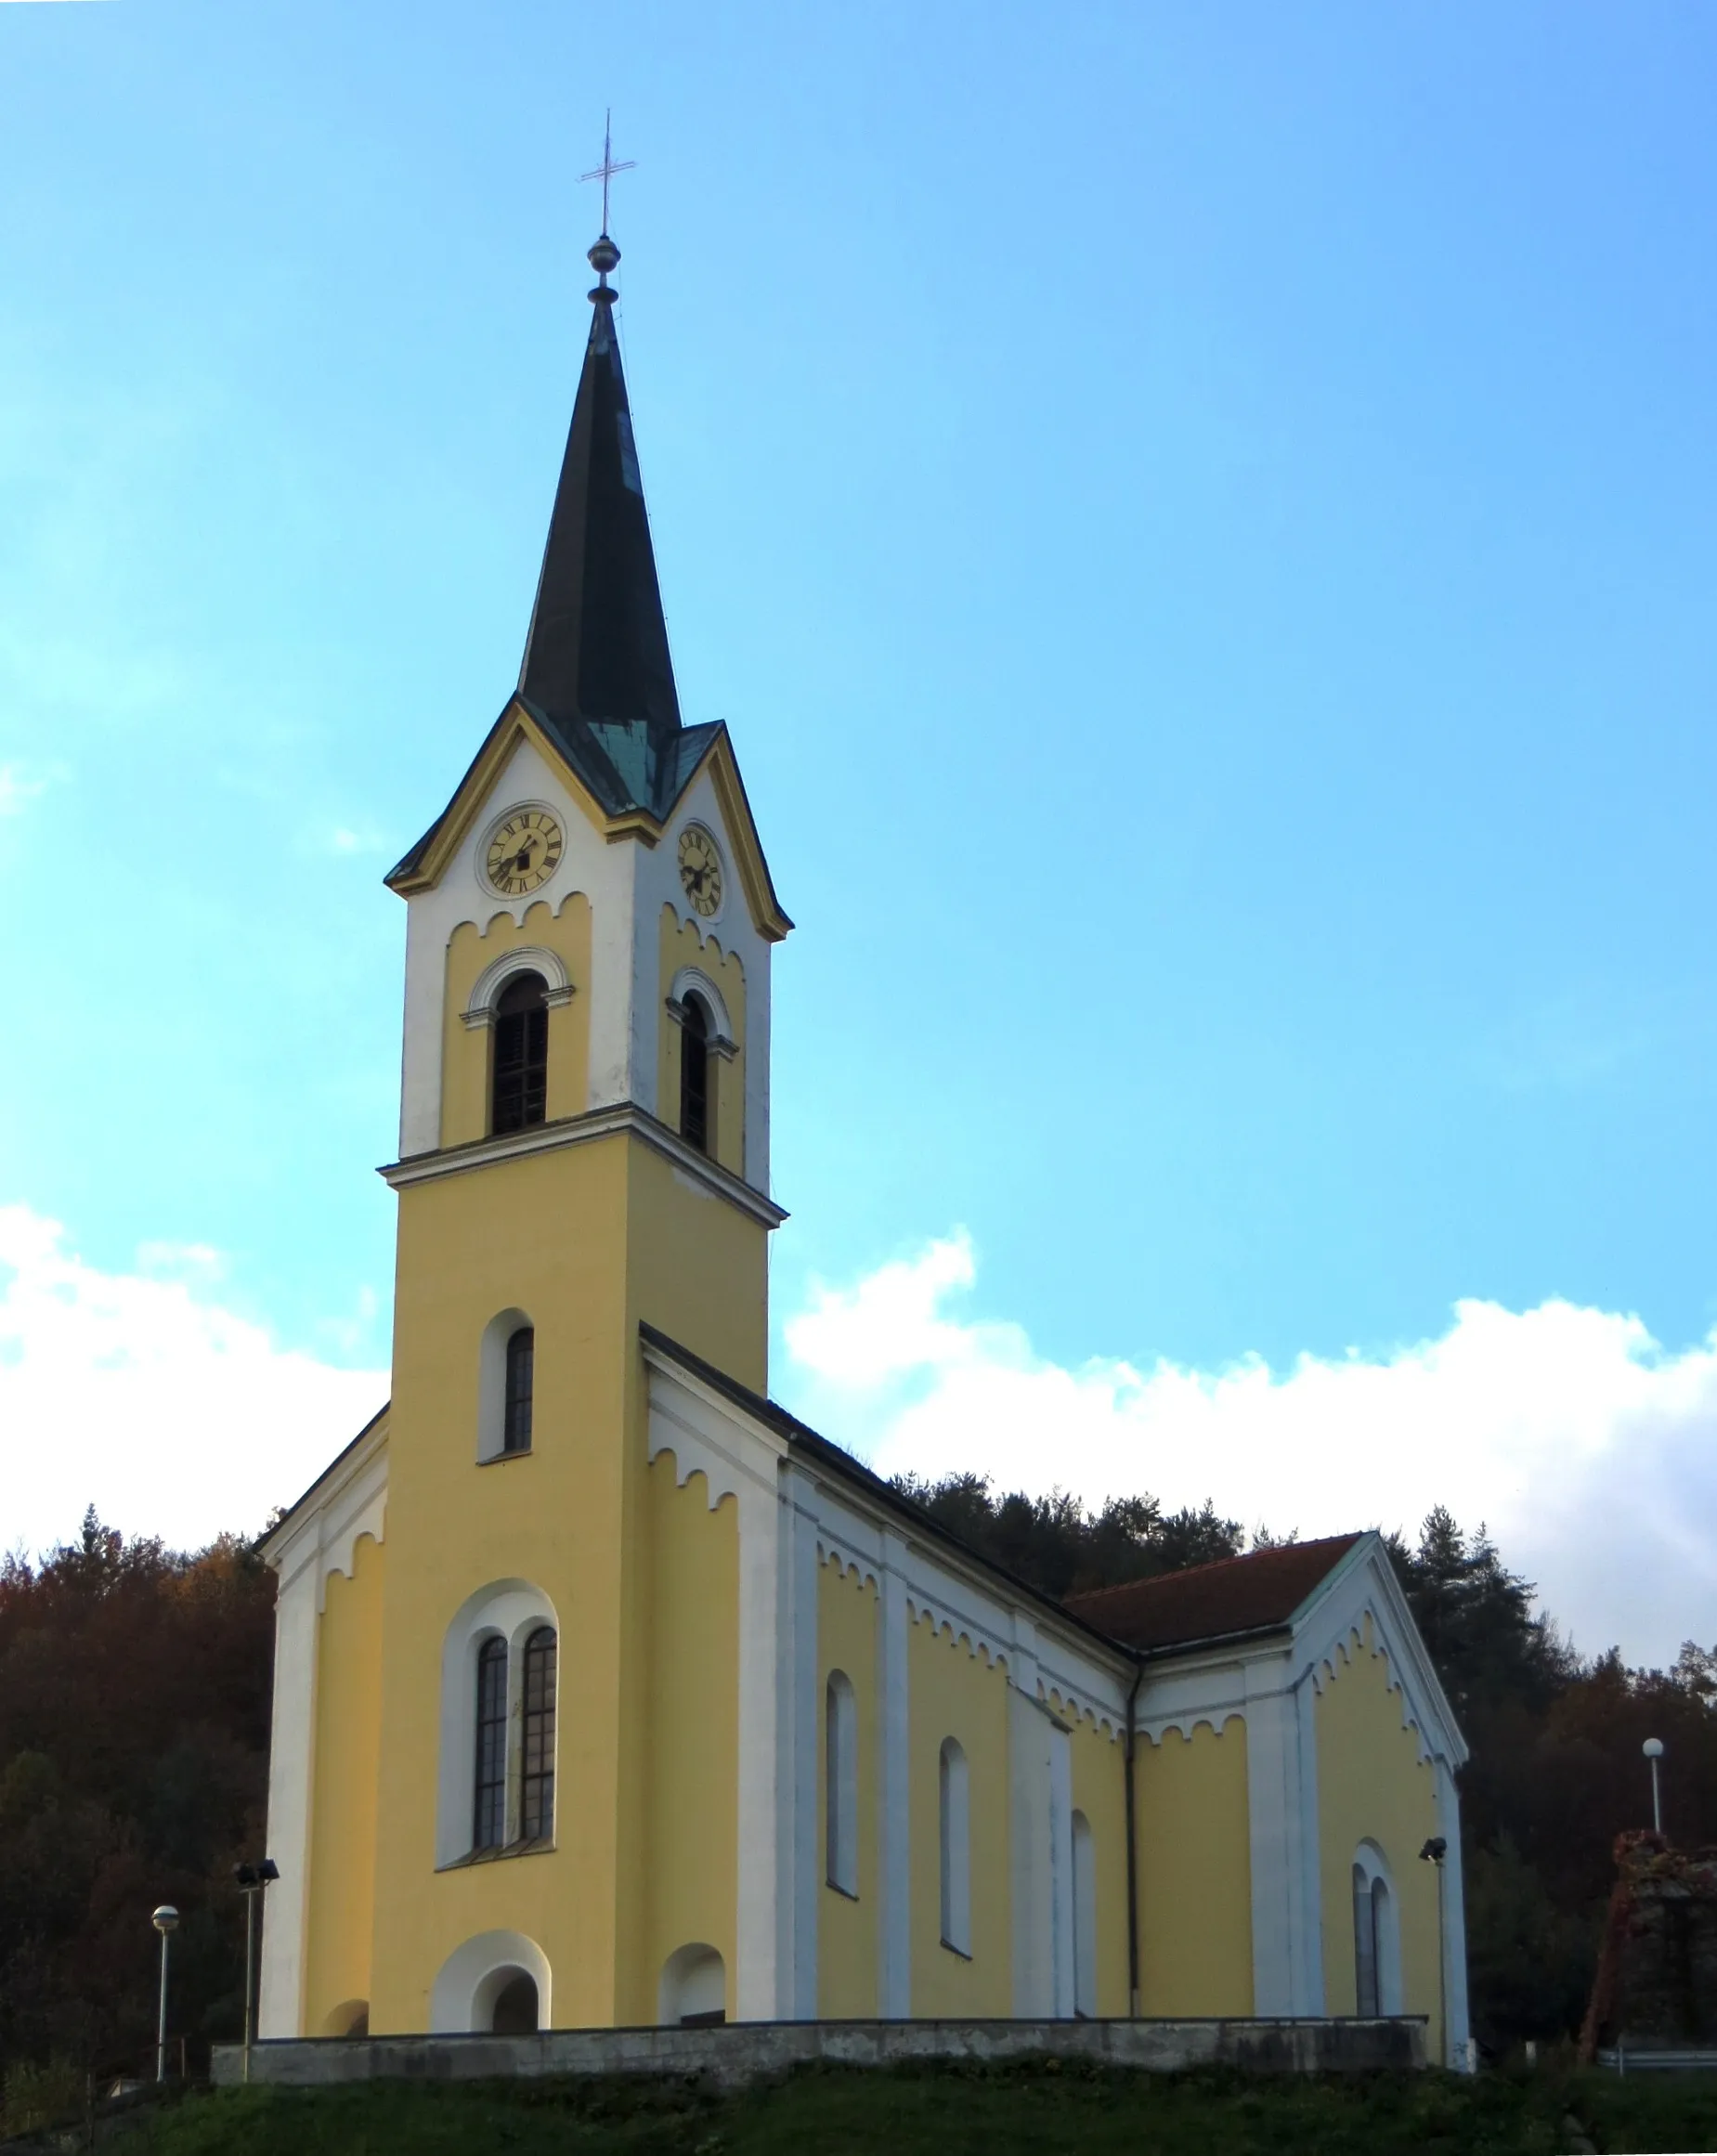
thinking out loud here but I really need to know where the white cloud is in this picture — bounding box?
[0,761,59,815]
[0,1207,385,1556]
[782,1232,1717,1671]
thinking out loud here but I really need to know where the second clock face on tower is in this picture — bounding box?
[485,809,564,897]
[678,825,723,917]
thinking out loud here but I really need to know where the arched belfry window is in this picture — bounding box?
[679,993,711,1154]
[521,1627,557,1842]
[492,972,549,1135]
[473,1637,508,1851]
[502,1327,534,1454]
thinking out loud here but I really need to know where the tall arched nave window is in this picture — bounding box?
[521,1626,557,1842]
[473,1637,508,1851]
[491,971,549,1134]
[469,1624,559,1852]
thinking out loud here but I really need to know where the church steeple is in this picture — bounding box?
[516,231,683,799]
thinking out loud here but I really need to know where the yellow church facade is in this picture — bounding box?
[257,230,1471,2061]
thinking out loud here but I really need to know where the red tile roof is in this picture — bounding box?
[1063,1533,1365,1654]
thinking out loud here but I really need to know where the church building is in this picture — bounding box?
[258,226,1472,2059]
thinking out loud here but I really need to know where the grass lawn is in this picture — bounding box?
[127,2059,1717,2155]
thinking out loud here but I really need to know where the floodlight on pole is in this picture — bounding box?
[150,1906,179,2084]
[234,1858,280,2082]
[1644,1738,1665,1836]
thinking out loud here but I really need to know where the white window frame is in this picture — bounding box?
[1352,1839,1403,2016]
[436,1579,560,1866]
[477,1307,535,1463]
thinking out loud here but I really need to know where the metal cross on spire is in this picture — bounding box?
[579,110,636,238]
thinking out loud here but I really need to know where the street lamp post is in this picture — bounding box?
[150,1906,179,2084]
[1420,1839,1448,2068]
[1643,1738,1665,1836]
[233,1859,280,2083]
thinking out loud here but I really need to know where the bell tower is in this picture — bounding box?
[362,220,791,2033]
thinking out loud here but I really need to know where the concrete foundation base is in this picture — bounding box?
[213,2015,1425,2090]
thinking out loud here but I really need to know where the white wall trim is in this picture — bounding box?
[430,1929,553,2033]
[435,1579,559,1867]
[1352,1838,1404,2016]
[777,1465,821,2017]
[461,943,574,1029]
[381,1100,788,1228]
[877,1531,912,2017]
[1435,1757,1472,2066]
[666,964,735,1047]
[258,1418,388,2039]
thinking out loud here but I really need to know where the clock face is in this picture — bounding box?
[678,825,723,917]
[485,809,564,897]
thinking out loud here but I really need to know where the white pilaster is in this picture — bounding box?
[1048,1720,1074,2018]
[1243,1656,1312,2015]
[1008,1623,1055,2016]
[735,1467,781,2020]
[1294,1668,1325,2011]
[775,1467,821,2018]
[877,1533,912,2016]
[1435,1758,1471,2067]
[258,1543,319,2037]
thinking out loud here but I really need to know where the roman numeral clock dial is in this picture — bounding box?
[678,825,722,917]
[484,809,565,897]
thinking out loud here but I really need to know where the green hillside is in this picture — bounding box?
[110,2060,1717,2156]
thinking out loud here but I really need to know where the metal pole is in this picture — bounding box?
[242,1890,256,2084]
[155,1929,170,2084]
[1651,1755,1662,1836]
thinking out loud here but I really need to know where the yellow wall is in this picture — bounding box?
[305,1530,384,2036]
[906,1609,1011,2015]
[1135,1717,1254,2016]
[817,1556,880,2018]
[367,1126,769,2035]
[1056,1695,1130,2018]
[657,907,747,1178]
[636,1454,739,2023]
[1316,1619,1442,2046]
[440,895,592,1148]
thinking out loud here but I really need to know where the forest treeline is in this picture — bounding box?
[0,1492,1712,2090]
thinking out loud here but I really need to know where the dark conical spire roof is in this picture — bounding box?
[516,236,689,806]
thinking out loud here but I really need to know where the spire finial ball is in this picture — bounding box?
[589,235,620,280]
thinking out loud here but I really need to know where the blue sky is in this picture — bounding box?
[3,2,1715,1659]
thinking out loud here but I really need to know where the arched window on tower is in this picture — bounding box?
[521,1626,557,1842]
[679,993,710,1155]
[473,1636,508,1851]
[502,1327,534,1454]
[491,972,549,1135]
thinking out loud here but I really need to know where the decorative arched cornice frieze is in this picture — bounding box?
[650,1442,734,1513]
[461,943,575,1030]
[818,1540,880,1592]
[1310,1616,1435,1766]
[905,1591,1012,1673]
[1041,1682,1121,1743]
[1139,1708,1248,1747]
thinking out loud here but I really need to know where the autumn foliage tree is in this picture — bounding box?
[0,1509,275,2080]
